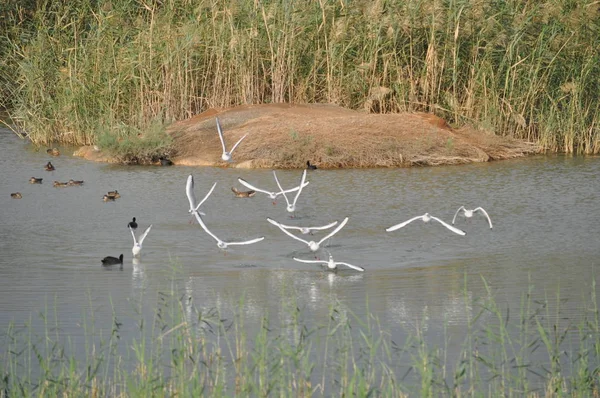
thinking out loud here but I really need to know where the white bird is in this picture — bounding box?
[216,117,247,162]
[268,219,339,235]
[130,225,152,257]
[238,177,309,201]
[452,206,493,229]
[268,216,349,252]
[185,175,216,216]
[192,211,264,250]
[386,213,466,236]
[293,252,365,272]
[273,169,307,215]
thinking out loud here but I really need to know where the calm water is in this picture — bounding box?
[1,128,599,385]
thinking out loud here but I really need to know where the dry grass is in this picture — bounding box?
[166,104,539,169]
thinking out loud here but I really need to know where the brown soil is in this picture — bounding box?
[77,103,540,168]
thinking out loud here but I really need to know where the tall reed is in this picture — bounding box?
[1,0,599,154]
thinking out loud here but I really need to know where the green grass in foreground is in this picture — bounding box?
[1,0,599,156]
[0,275,599,397]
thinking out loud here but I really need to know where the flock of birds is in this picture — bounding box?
[98,117,494,272]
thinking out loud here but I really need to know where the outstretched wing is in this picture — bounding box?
[272,171,291,206]
[293,257,327,265]
[267,217,310,245]
[138,224,153,245]
[129,226,138,245]
[430,216,467,236]
[291,169,307,206]
[474,207,493,229]
[338,262,365,272]
[385,215,424,232]
[317,217,349,245]
[238,178,272,195]
[215,117,228,154]
[193,212,221,244]
[226,236,265,246]
[185,175,197,212]
[277,181,310,196]
[194,182,217,212]
[229,134,248,154]
[452,206,466,225]
[308,221,339,231]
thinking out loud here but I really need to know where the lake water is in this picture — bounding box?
[0,127,598,390]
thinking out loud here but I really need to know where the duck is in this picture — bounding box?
[158,157,173,166]
[46,148,60,156]
[10,192,22,199]
[29,177,43,184]
[45,162,55,171]
[107,190,120,198]
[103,194,116,202]
[128,217,138,230]
[53,181,69,187]
[231,187,256,198]
[306,160,318,170]
[67,179,84,186]
[101,254,123,266]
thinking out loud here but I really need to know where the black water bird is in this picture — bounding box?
[306,161,317,170]
[128,217,138,230]
[101,254,123,266]
[29,177,43,184]
[45,162,55,171]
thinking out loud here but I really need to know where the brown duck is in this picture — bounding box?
[231,187,256,198]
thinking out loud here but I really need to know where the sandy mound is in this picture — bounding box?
[167,104,538,169]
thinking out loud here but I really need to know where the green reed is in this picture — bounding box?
[1,270,599,397]
[0,0,599,157]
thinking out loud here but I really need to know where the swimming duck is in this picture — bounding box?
[46,148,60,156]
[45,162,55,171]
[231,187,256,198]
[29,177,43,184]
[128,217,138,230]
[10,192,22,199]
[53,181,69,187]
[103,194,116,202]
[101,254,123,266]
[158,157,173,166]
[107,190,121,198]
[306,161,318,170]
[67,179,84,186]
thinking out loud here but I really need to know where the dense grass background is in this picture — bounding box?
[1,0,599,157]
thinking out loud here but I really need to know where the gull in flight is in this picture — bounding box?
[452,206,493,229]
[238,176,309,204]
[293,252,364,272]
[267,219,338,235]
[185,175,217,217]
[268,217,349,252]
[130,225,152,257]
[192,211,264,250]
[216,117,247,162]
[386,213,466,236]
[273,169,307,216]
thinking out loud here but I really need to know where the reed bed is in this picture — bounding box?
[1,0,599,158]
[0,274,598,397]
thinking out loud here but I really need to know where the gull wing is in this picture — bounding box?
[215,117,228,154]
[338,262,365,272]
[308,221,339,231]
[267,217,310,245]
[293,257,327,265]
[276,181,310,196]
[229,134,248,154]
[185,175,197,212]
[317,217,349,245]
[474,207,493,229]
[138,225,153,245]
[129,226,138,245]
[385,215,425,232]
[193,211,222,244]
[452,206,466,224]
[290,169,307,207]
[225,236,265,246]
[429,216,467,235]
[238,178,273,195]
[272,171,291,207]
[194,182,217,212]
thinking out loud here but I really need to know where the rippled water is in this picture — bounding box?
[1,128,599,385]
